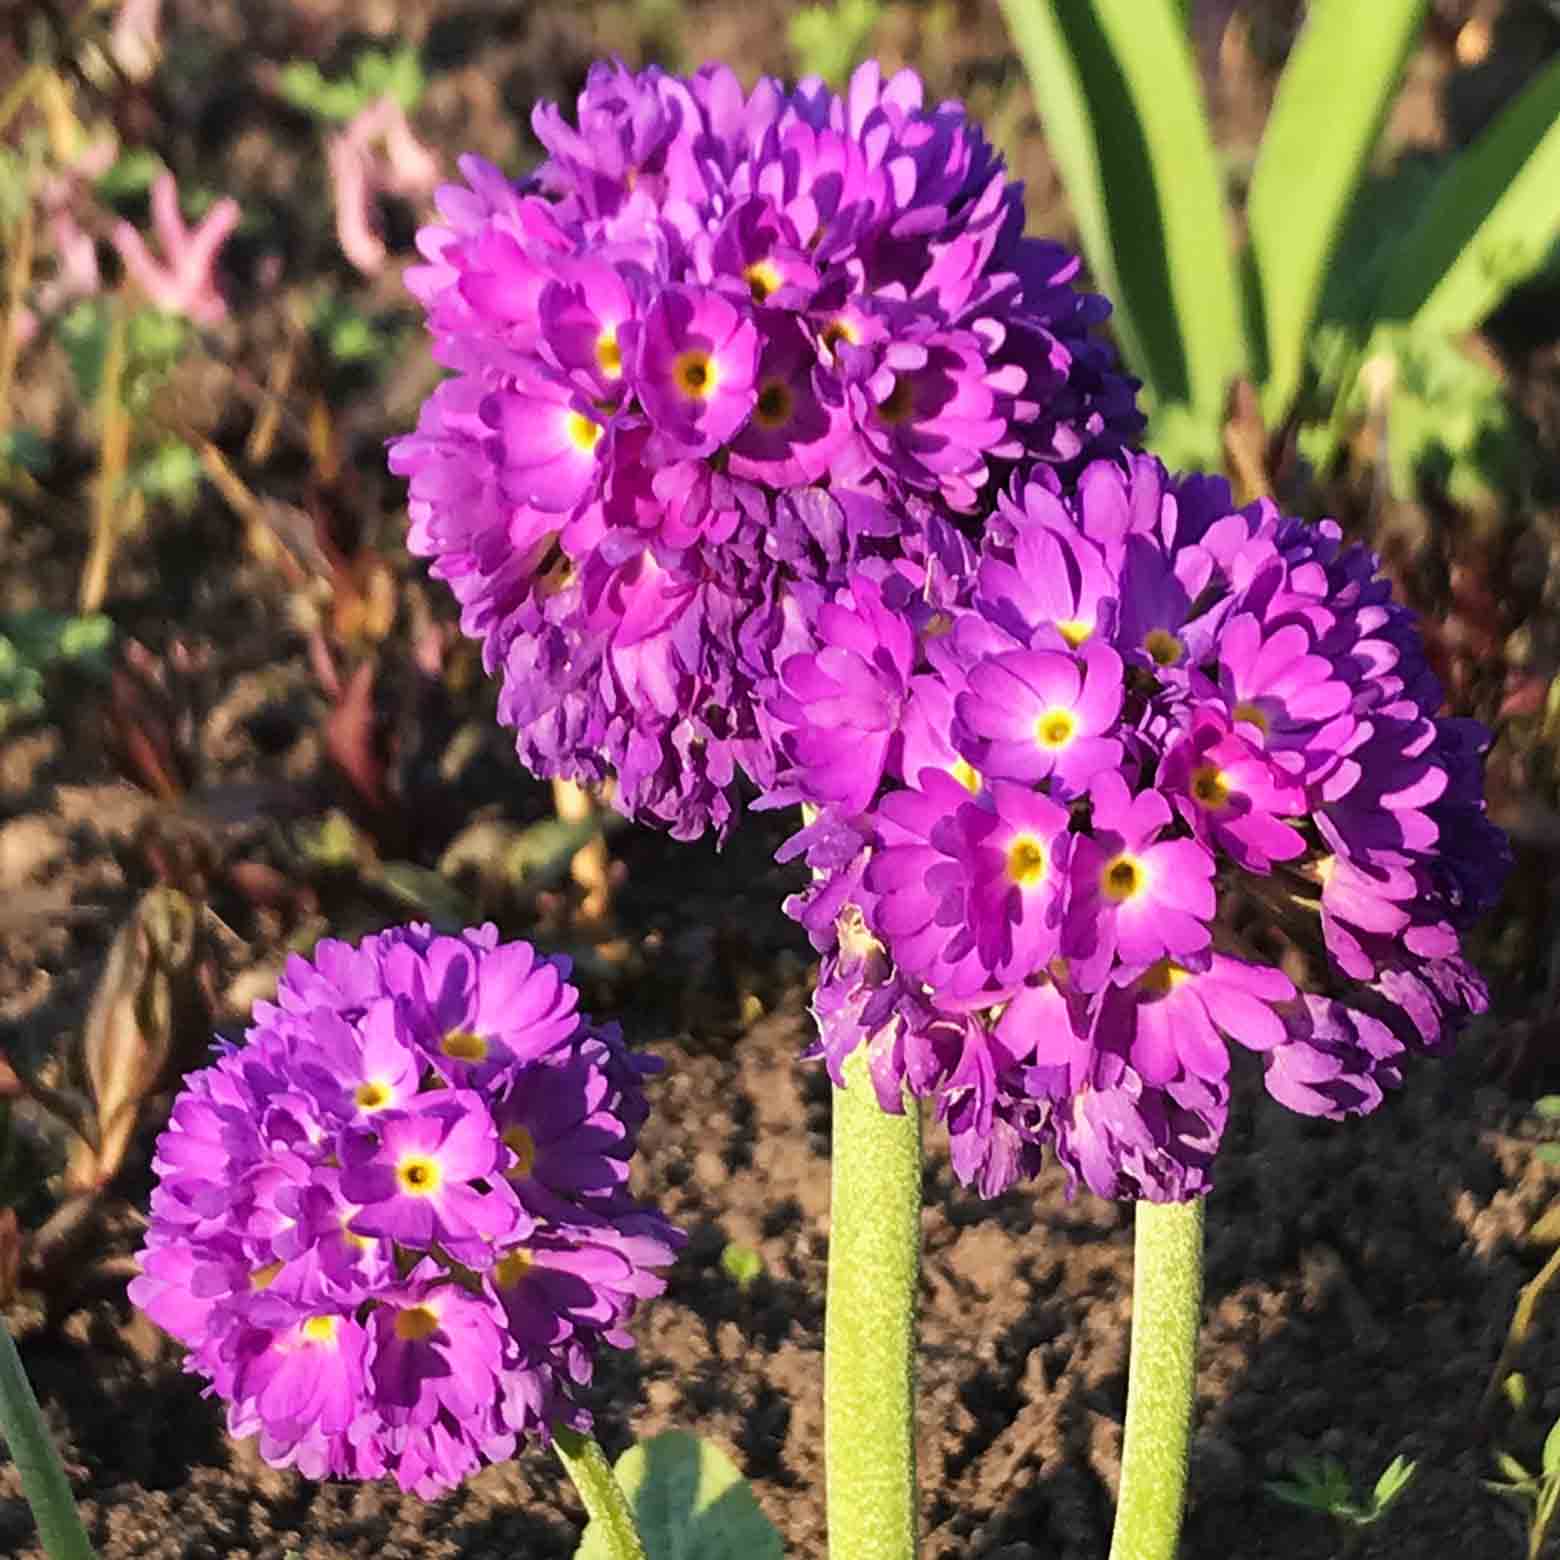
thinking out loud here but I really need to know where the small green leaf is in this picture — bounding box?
[720,1243,763,1290]
[375,862,475,932]
[576,1431,782,1560]
[95,149,165,202]
[1542,1418,1560,1476]
[58,298,111,402]
[1506,1372,1532,1413]
[788,0,883,87]
[128,440,202,510]
[0,427,52,475]
[1496,1451,1534,1486]
[1537,1145,1560,1167]
[277,47,424,121]
[1533,1096,1560,1121]
[1370,1455,1417,1514]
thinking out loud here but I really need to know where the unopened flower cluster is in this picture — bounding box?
[389,59,1140,840]
[772,454,1509,1202]
[130,926,679,1496]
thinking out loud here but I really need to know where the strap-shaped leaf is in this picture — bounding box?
[1246,0,1428,415]
[1000,0,1248,420]
[1373,53,1560,338]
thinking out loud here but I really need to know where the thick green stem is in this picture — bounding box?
[1109,1197,1205,1560]
[554,1425,647,1560]
[825,1047,922,1559]
[0,1320,96,1560]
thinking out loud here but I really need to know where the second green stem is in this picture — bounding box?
[1109,1195,1205,1560]
[824,1048,923,1559]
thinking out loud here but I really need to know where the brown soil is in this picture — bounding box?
[3,3,1560,1558]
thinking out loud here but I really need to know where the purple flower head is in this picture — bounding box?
[391,61,1141,839]
[774,450,1506,1203]
[131,925,680,1495]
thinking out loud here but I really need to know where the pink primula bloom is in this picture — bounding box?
[1064,771,1216,991]
[1160,706,1307,872]
[112,172,239,325]
[329,97,441,276]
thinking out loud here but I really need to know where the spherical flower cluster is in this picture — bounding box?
[388,59,1141,839]
[130,925,680,1496]
[772,453,1509,1202]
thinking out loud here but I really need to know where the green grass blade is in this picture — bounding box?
[1246,0,1429,416]
[1000,0,1248,420]
[1374,54,1560,338]
[998,0,1151,394]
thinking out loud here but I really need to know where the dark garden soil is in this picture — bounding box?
[4,2,1560,1557]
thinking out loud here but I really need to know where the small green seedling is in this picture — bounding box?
[1533,1096,1560,1167]
[1486,1415,1560,1560]
[0,610,114,732]
[278,46,424,122]
[1266,1452,1417,1529]
[720,1242,764,1290]
[788,0,882,88]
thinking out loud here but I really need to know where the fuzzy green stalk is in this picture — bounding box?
[554,1425,648,1560]
[825,1046,923,1558]
[0,1319,96,1560]
[1109,1196,1205,1560]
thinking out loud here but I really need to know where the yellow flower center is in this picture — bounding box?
[441,1029,488,1062]
[393,1305,440,1342]
[502,1124,537,1180]
[1034,708,1078,750]
[354,1080,391,1111]
[820,317,858,353]
[302,1315,339,1345]
[565,411,604,453]
[1138,958,1191,997]
[1144,628,1184,667]
[743,259,783,303]
[396,1154,442,1196]
[340,1210,374,1251]
[674,350,717,400]
[494,1249,534,1289]
[1190,765,1231,810]
[1233,700,1270,736]
[753,378,794,429]
[874,374,915,426]
[1056,619,1092,648]
[1101,853,1147,904]
[1005,835,1047,887]
[249,1261,284,1292]
[595,328,622,377]
[950,758,982,794]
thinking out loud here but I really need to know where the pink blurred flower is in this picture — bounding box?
[110,0,163,82]
[328,97,441,276]
[111,173,238,325]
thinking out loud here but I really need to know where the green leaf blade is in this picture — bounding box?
[575,1431,782,1560]
[1001,0,1248,427]
[1246,0,1430,415]
[1375,54,1560,339]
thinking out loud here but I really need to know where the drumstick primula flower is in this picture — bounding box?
[130,924,680,1497]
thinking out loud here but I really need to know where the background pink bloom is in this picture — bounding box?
[111,172,239,324]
